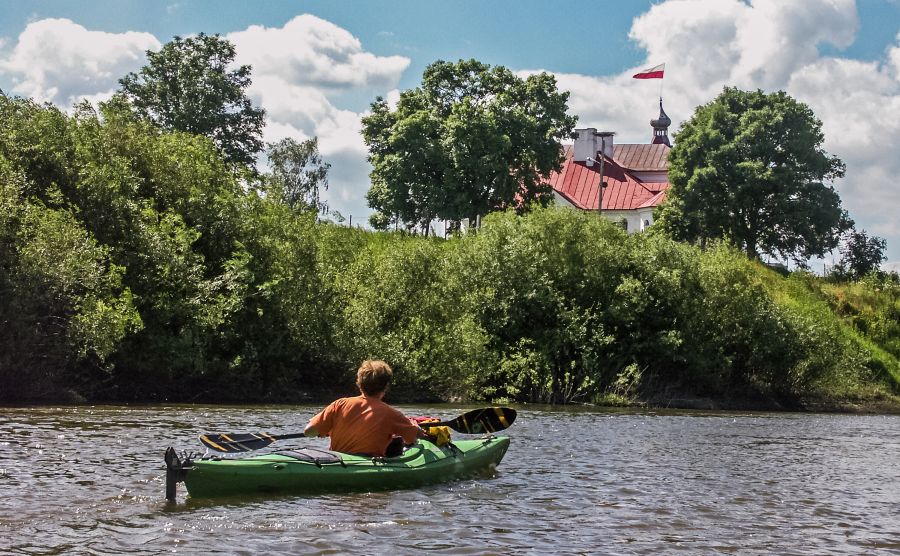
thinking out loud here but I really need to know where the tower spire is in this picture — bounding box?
[650,98,671,146]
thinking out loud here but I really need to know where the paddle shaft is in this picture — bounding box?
[265,432,306,441]
[199,407,516,452]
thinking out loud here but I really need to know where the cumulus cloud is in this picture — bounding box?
[629,0,857,93]
[229,14,408,90]
[385,88,402,110]
[891,32,900,80]
[542,0,860,140]
[0,18,159,107]
[227,14,410,219]
[788,55,900,240]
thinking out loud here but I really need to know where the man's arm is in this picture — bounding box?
[306,401,336,438]
[396,416,427,444]
[409,418,428,438]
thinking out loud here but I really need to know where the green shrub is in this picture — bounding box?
[1,91,896,407]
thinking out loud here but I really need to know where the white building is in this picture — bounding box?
[546,100,672,232]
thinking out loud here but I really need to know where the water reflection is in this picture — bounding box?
[0,406,898,554]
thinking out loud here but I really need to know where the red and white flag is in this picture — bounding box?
[632,63,665,79]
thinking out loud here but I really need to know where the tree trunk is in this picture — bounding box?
[745,242,759,260]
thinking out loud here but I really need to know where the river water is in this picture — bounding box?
[0,405,898,555]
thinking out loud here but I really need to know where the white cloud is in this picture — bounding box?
[0,18,159,107]
[385,88,402,110]
[0,15,408,225]
[249,76,337,135]
[227,14,410,220]
[891,32,900,80]
[788,56,900,241]
[629,0,857,93]
[229,15,409,90]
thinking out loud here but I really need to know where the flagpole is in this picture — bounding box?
[633,63,666,111]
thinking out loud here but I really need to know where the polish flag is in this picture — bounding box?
[632,63,665,79]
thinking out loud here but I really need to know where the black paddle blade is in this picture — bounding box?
[445,407,517,434]
[199,432,278,453]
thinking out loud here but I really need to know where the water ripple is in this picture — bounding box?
[0,406,898,554]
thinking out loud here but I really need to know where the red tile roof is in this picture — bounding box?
[546,146,670,211]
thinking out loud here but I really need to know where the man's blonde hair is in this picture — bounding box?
[356,360,393,396]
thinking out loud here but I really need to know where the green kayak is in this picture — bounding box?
[165,436,510,499]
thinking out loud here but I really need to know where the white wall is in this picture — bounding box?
[630,170,668,182]
[553,190,577,208]
[551,196,655,234]
[637,208,655,231]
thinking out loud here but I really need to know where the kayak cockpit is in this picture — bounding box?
[272,447,346,466]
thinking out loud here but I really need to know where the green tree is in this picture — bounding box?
[332,233,490,400]
[656,87,851,264]
[118,33,265,167]
[0,94,75,203]
[266,137,331,214]
[0,166,140,400]
[836,228,887,280]
[361,59,576,233]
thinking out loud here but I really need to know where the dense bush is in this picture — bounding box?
[0,164,140,399]
[1,93,897,408]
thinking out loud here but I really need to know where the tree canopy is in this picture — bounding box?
[0,92,333,401]
[655,87,852,264]
[118,33,265,167]
[836,228,887,279]
[266,137,331,214]
[361,59,577,232]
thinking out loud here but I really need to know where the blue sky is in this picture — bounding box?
[1,0,899,267]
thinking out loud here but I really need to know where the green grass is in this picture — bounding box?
[755,265,900,400]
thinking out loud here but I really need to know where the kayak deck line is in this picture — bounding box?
[165,436,510,501]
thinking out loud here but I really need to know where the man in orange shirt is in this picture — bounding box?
[304,360,425,457]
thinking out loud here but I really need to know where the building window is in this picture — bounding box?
[618,218,628,231]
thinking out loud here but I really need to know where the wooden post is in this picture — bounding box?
[595,131,614,218]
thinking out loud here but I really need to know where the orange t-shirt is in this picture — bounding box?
[307,395,421,456]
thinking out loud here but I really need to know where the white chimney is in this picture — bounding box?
[597,131,615,158]
[573,128,597,164]
[574,128,615,166]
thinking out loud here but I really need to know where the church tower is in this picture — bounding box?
[650,98,671,146]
